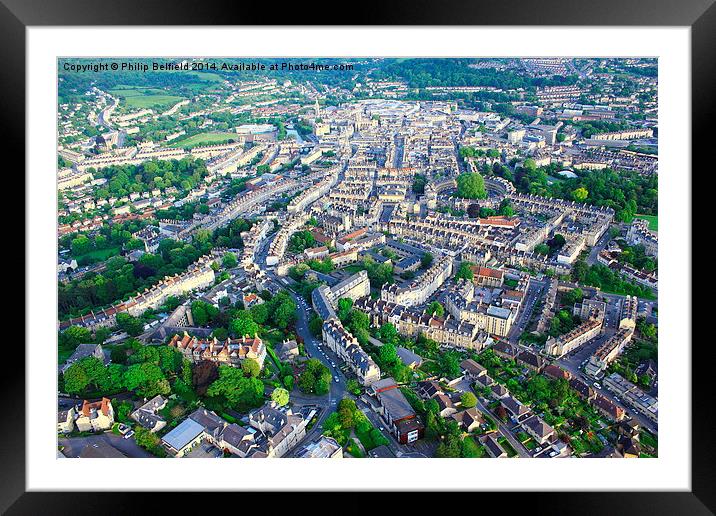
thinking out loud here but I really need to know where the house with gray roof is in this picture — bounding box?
[396,346,423,369]
[162,418,208,457]
[522,415,556,444]
[59,343,108,374]
[130,395,167,433]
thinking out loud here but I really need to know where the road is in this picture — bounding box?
[555,336,658,435]
[97,96,118,130]
[586,225,616,265]
[508,278,547,344]
[446,376,531,458]
[475,398,530,458]
[59,432,154,458]
[251,230,350,454]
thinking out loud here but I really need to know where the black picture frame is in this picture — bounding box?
[3,0,711,513]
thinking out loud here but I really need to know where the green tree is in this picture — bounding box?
[134,426,161,452]
[241,358,261,378]
[308,314,323,337]
[206,365,264,410]
[60,326,92,350]
[456,172,487,199]
[438,351,461,378]
[379,342,398,366]
[337,298,354,322]
[460,391,477,408]
[230,311,259,337]
[572,187,589,202]
[338,398,357,428]
[123,362,169,398]
[116,313,144,336]
[427,301,444,318]
[249,303,269,325]
[272,300,297,330]
[62,362,91,394]
[283,375,295,391]
[534,243,550,255]
[222,252,238,269]
[461,436,484,457]
[455,262,474,281]
[271,387,290,407]
[379,323,399,345]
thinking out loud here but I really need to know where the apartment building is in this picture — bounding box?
[626,218,658,257]
[544,318,603,357]
[381,255,453,307]
[585,327,634,377]
[168,331,267,369]
[619,295,639,329]
[322,318,381,386]
[603,372,658,424]
[75,398,114,432]
[473,266,505,288]
[355,296,488,350]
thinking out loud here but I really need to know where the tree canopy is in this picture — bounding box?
[456,172,488,199]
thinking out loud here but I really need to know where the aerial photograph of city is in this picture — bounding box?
[56,57,658,460]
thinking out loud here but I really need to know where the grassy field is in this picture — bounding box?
[630,214,658,231]
[74,246,121,262]
[185,70,224,83]
[109,86,184,110]
[168,132,239,149]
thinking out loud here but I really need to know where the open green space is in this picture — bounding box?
[74,246,121,263]
[168,131,239,148]
[109,86,185,110]
[185,70,225,83]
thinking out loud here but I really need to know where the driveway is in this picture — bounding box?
[58,432,154,458]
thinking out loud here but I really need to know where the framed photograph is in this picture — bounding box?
[6,0,712,512]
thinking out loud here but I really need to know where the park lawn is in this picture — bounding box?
[74,246,121,262]
[169,132,240,149]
